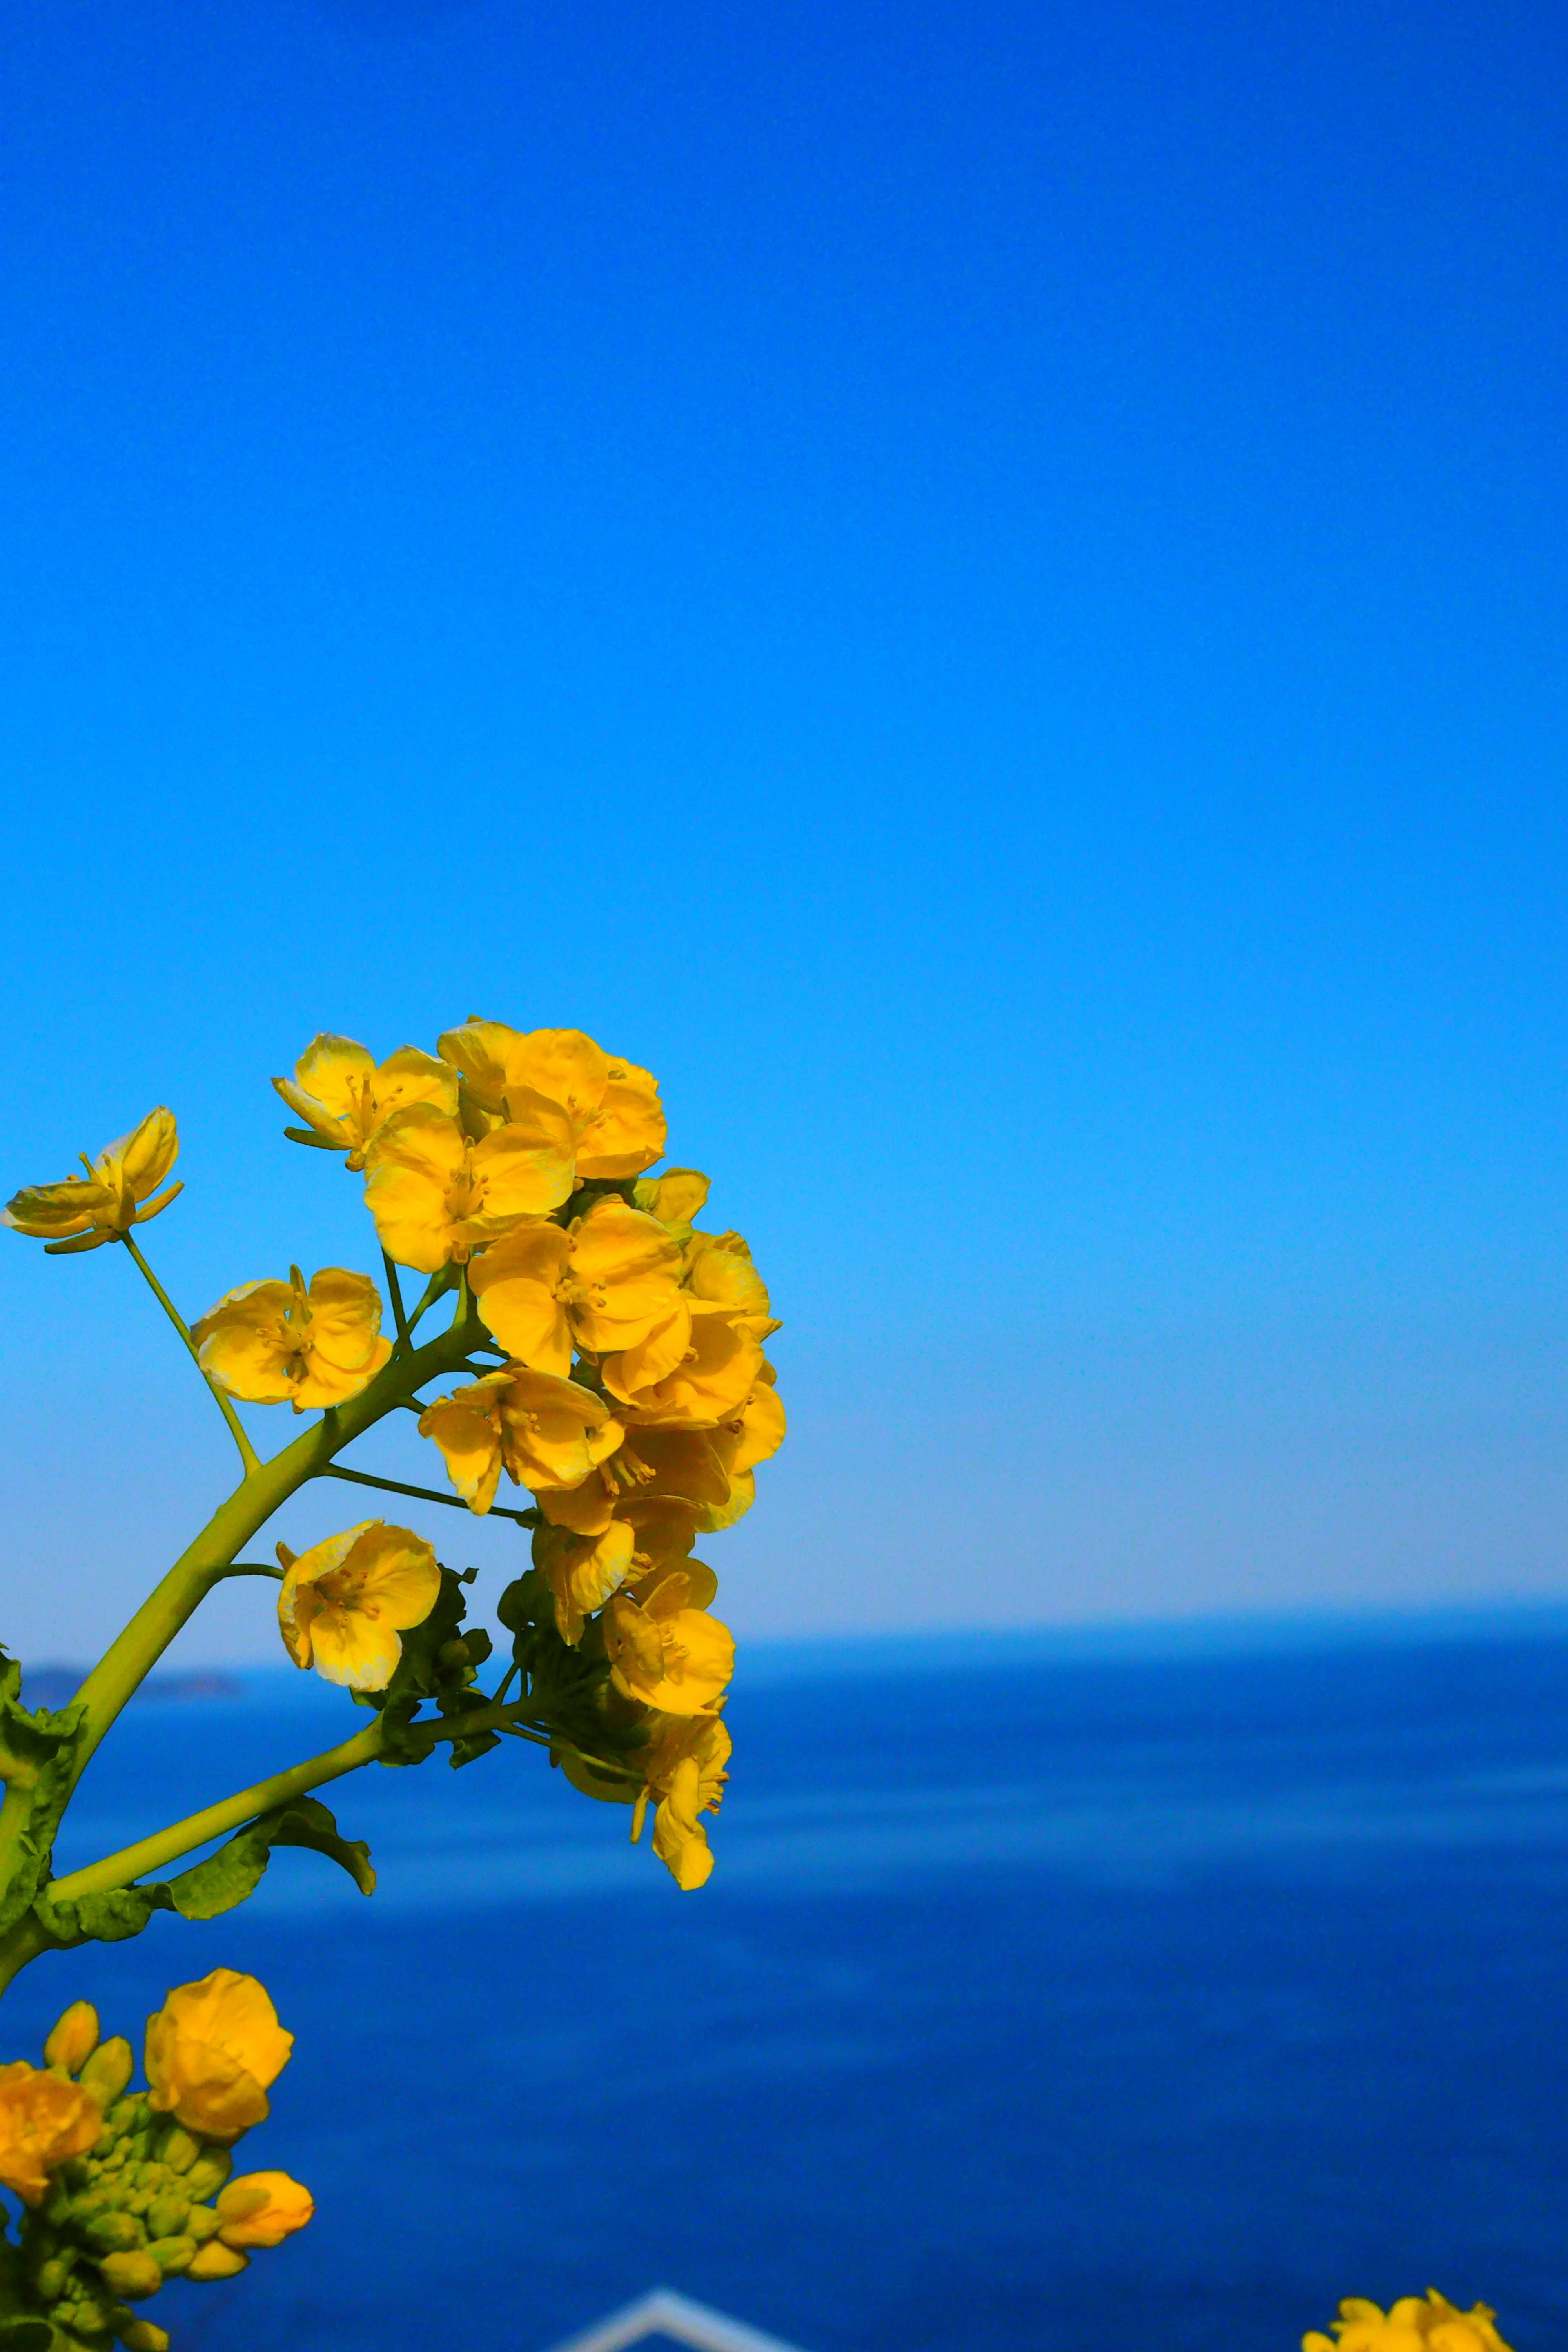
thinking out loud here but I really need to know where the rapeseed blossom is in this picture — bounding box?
[419,1365,622,1512]
[276,1521,441,1689]
[468,1198,685,1373]
[0,2061,102,2202]
[437,1022,665,1175]
[1304,2294,1515,2352]
[2,1107,181,1254]
[192,1265,390,1410]
[144,1971,293,2142]
[273,1034,457,1167]
[214,2172,316,2250]
[362,1102,575,1270]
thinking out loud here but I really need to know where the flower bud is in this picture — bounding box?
[33,2257,68,2301]
[85,2212,145,2252]
[184,2241,248,2282]
[146,2236,196,2275]
[80,2042,135,2107]
[155,2126,200,2174]
[184,2205,220,2243]
[183,2151,231,2200]
[98,2250,163,2301]
[121,2326,172,2352]
[145,2191,189,2239]
[44,2002,100,2075]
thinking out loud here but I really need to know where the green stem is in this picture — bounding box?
[66,1301,483,1793]
[121,1233,261,1477]
[45,1722,385,1905]
[319,1462,538,1528]
[383,1251,410,1345]
[0,1913,51,1999]
[220,1563,285,1580]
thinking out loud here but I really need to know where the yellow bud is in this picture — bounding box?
[44,2002,99,2075]
[78,2037,133,2106]
[185,2240,249,2282]
[121,2326,171,2352]
[98,2250,163,2301]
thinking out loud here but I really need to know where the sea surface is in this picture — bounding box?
[7,1617,1568,2352]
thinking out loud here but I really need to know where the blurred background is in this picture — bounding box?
[2,3,1566,2346]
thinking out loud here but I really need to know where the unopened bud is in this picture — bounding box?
[80,2042,135,2106]
[184,2206,220,2244]
[120,2326,171,2352]
[145,2192,189,2239]
[184,2241,248,2282]
[98,2251,163,2301]
[156,2126,200,2174]
[33,2257,68,2301]
[184,2152,231,2200]
[86,2212,145,2253]
[145,2236,196,2276]
[44,2000,100,2074]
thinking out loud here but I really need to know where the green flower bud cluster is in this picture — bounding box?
[19,2094,234,2350]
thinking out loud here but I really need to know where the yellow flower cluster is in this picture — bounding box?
[0,1980,310,2351]
[1305,2293,1515,2352]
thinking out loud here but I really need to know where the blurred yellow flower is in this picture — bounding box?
[192,1265,391,1412]
[533,1517,637,1643]
[645,1713,732,1890]
[1304,2294,1514,2352]
[145,1971,292,2144]
[470,1198,685,1373]
[604,1572,734,1714]
[419,1366,622,1513]
[438,1022,665,1176]
[0,2062,102,2203]
[362,1103,573,1271]
[3,1107,181,1256]
[215,2170,315,2250]
[276,1520,441,1690]
[272,1034,457,1169]
[606,1303,762,1427]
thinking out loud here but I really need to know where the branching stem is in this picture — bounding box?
[121,1233,261,1476]
[319,1461,538,1528]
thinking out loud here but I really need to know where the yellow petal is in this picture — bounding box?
[469,1223,574,1370]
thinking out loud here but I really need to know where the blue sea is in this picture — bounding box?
[9,1616,1568,2352]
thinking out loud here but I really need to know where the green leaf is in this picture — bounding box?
[0,1649,89,1945]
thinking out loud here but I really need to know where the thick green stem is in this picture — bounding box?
[45,1722,385,1906]
[0,1912,51,1998]
[66,1304,482,1793]
[121,1233,261,1476]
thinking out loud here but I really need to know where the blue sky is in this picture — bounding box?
[0,0,1564,1666]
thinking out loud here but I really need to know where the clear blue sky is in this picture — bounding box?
[1,0,1564,1666]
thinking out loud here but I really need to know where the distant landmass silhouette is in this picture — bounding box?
[18,1664,242,1710]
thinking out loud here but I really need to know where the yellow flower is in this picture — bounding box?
[0,2062,102,2203]
[699,1366,788,1530]
[534,1424,733,1535]
[438,1022,666,1176]
[645,1712,732,1890]
[1304,2294,1514,2352]
[683,1228,781,1342]
[419,1366,622,1512]
[470,1198,686,1374]
[272,1034,457,1168]
[3,1107,181,1256]
[606,1303,763,1427]
[362,1102,574,1272]
[144,1970,292,2144]
[192,1265,391,1411]
[215,2170,315,2250]
[633,1167,710,1240]
[603,1571,734,1714]
[533,1517,637,1643]
[276,1521,441,1690]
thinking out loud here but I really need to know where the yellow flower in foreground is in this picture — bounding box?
[645,1713,732,1890]
[1304,2293,1514,2352]
[419,1365,622,1512]
[362,1102,574,1271]
[0,2062,102,2203]
[604,1572,734,1714]
[606,1301,763,1426]
[534,1423,733,1535]
[470,1198,686,1374]
[533,1517,637,1643]
[192,1265,391,1411]
[215,2170,315,2250]
[145,1970,292,2144]
[277,1521,441,1690]
[3,1107,181,1256]
[438,1022,666,1176]
[273,1033,457,1168]
[683,1228,782,1341]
